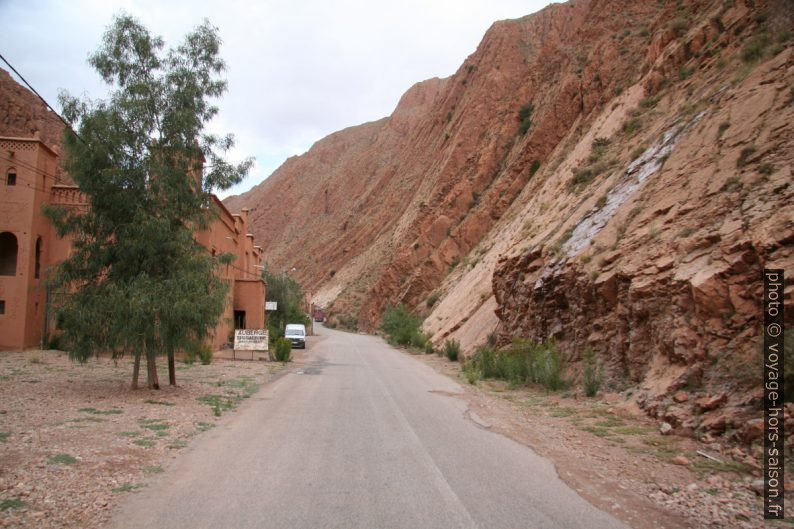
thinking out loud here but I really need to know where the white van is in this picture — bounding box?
[284,324,306,349]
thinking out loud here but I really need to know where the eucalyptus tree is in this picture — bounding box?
[47,14,252,388]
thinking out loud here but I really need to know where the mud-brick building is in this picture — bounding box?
[0,134,265,351]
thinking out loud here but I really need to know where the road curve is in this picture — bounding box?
[106,325,630,529]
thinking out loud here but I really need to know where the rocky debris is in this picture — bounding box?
[670,456,690,466]
[672,392,688,404]
[695,394,727,412]
[659,422,673,435]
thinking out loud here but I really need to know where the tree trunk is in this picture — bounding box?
[146,344,160,390]
[132,351,141,390]
[168,349,176,386]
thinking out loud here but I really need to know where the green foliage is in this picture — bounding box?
[529,159,541,177]
[426,292,440,308]
[462,358,479,384]
[198,344,213,365]
[424,341,435,355]
[79,407,122,415]
[46,15,252,388]
[411,332,429,349]
[741,33,770,63]
[470,339,566,390]
[596,194,608,209]
[570,161,610,190]
[737,145,756,167]
[717,121,731,139]
[272,338,292,362]
[49,453,78,465]
[261,265,310,338]
[380,305,422,346]
[639,96,660,109]
[582,347,604,397]
[517,101,534,135]
[0,498,26,512]
[678,64,695,80]
[0,431,9,443]
[112,483,144,493]
[622,117,642,136]
[443,339,461,362]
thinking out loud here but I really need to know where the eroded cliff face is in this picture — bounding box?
[0,68,66,178]
[227,0,793,440]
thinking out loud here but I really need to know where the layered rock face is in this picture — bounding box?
[227,0,793,439]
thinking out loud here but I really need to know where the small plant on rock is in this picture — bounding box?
[582,347,604,397]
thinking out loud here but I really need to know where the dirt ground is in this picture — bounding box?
[411,349,790,529]
[0,348,289,529]
[0,344,789,529]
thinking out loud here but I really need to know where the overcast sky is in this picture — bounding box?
[0,0,553,198]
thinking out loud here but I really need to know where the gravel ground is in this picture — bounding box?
[0,349,287,529]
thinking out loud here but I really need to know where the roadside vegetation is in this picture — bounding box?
[260,264,310,343]
[380,305,429,349]
[464,338,566,391]
[45,15,251,390]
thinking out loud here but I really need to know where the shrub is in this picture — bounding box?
[272,338,292,362]
[197,345,213,365]
[426,292,440,308]
[424,341,435,355]
[380,305,422,346]
[582,347,604,397]
[639,96,660,109]
[741,33,770,63]
[471,339,566,390]
[443,339,461,362]
[622,117,642,136]
[596,194,608,209]
[462,359,479,384]
[737,145,756,167]
[46,333,62,351]
[669,18,688,37]
[517,101,534,135]
[411,332,428,349]
[678,65,695,80]
[717,121,730,139]
[529,159,541,177]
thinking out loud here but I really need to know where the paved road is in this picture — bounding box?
[108,325,629,529]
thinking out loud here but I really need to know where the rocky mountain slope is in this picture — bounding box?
[227,0,793,440]
[0,68,64,149]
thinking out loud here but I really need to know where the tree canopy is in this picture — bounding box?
[261,264,309,341]
[47,14,252,388]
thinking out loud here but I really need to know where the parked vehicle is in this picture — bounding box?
[313,309,326,322]
[284,323,306,349]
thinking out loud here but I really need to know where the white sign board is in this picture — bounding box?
[234,329,268,351]
[265,301,278,311]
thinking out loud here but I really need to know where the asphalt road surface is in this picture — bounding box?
[108,325,629,529]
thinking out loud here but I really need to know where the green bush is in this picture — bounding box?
[380,305,422,346]
[462,359,479,384]
[471,338,566,390]
[198,345,213,365]
[517,101,534,135]
[424,341,435,355]
[426,292,440,308]
[272,338,292,362]
[582,347,604,397]
[443,339,461,362]
[411,332,429,349]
